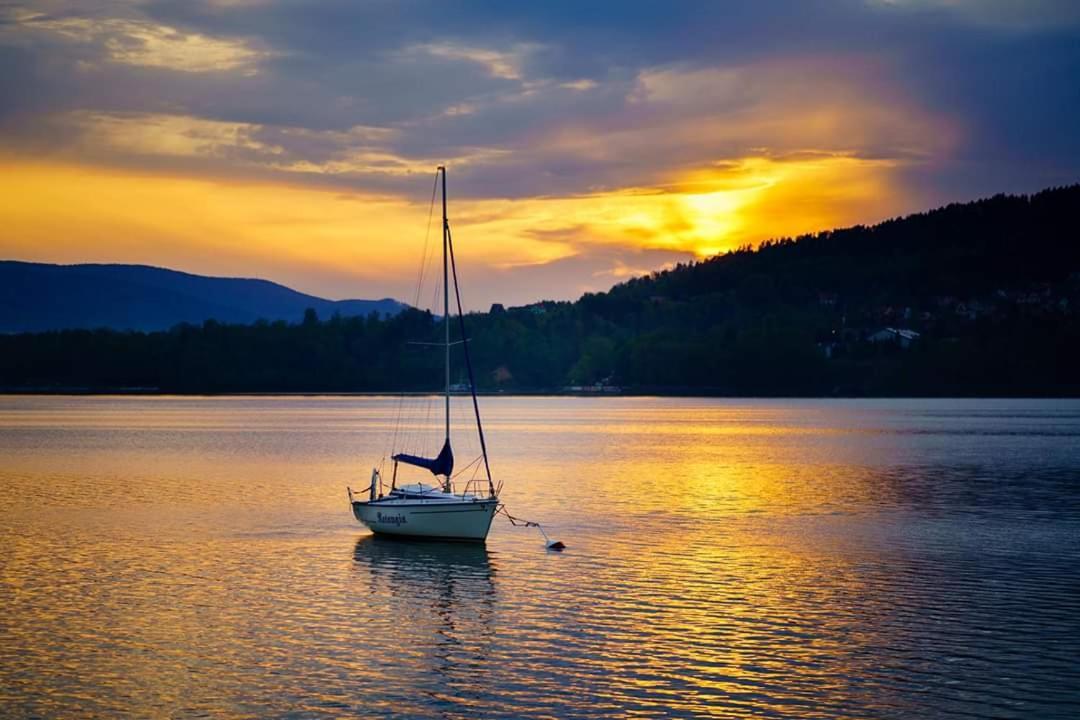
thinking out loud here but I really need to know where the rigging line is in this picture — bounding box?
[454,390,478,459]
[411,170,440,309]
[429,261,443,322]
[389,369,409,453]
[419,215,441,312]
[450,454,482,479]
[402,383,436,458]
[389,365,412,457]
[390,381,413,459]
[411,395,423,454]
[421,389,435,452]
[423,275,444,450]
[405,354,436,455]
[389,391,405,454]
[393,170,439,458]
[446,222,495,497]
[402,391,420,456]
[428,211,444,317]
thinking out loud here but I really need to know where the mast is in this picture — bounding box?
[440,165,451,492]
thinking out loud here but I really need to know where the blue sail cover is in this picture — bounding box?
[393,438,454,477]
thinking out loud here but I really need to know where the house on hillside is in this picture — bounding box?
[564,379,622,394]
[867,327,921,348]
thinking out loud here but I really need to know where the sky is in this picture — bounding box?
[1,0,1079,310]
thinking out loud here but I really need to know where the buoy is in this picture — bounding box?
[546,540,566,551]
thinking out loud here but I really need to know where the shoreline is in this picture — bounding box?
[2,388,1078,400]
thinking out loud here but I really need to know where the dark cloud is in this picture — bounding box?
[5,0,1077,203]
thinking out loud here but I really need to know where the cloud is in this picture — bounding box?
[404,42,540,81]
[865,0,1080,29]
[7,9,274,74]
[66,110,276,157]
[30,109,513,187]
[436,55,956,204]
[559,79,597,91]
[0,0,1077,307]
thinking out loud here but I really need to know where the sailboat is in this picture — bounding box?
[350,166,500,542]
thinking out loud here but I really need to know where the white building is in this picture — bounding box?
[867,327,921,348]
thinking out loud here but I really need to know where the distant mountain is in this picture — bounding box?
[0,262,405,333]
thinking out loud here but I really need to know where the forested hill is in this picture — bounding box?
[2,184,1079,396]
[600,183,1080,317]
[0,261,404,333]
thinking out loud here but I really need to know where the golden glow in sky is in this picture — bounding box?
[0,152,910,306]
[0,2,983,309]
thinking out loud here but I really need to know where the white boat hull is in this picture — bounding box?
[352,498,498,542]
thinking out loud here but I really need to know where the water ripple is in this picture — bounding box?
[1,396,1079,718]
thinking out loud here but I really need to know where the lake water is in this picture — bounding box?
[1,396,1079,718]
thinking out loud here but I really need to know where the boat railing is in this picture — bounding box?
[450,455,496,499]
[376,478,495,502]
[453,476,497,500]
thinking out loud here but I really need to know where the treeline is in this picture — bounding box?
[2,184,1079,396]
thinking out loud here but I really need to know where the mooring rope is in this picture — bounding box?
[497,505,565,549]
[497,505,540,528]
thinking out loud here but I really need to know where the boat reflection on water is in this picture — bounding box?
[352,534,497,585]
[351,535,498,696]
